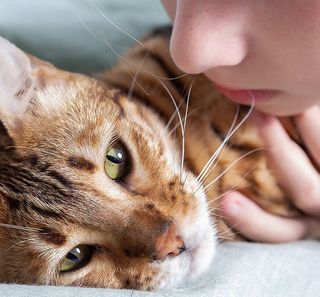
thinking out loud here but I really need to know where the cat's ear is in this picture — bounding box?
[0,37,72,136]
[0,37,35,125]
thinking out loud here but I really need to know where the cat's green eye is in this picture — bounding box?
[105,142,128,180]
[59,245,92,273]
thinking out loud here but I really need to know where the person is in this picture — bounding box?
[161,0,320,243]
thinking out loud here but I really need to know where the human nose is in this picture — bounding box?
[169,0,249,74]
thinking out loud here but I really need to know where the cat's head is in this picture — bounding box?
[0,37,216,290]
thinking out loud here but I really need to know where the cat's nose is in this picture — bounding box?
[154,222,185,261]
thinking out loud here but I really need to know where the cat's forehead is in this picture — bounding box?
[17,82,122,151]
[30,79,157,136]
[38,79,124,123]
[17,78,169,173]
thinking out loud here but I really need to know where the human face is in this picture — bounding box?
[162,0,320,116]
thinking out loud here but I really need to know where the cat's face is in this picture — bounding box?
[0,38,216,289]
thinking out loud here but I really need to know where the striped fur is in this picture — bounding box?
[0,28,298,290]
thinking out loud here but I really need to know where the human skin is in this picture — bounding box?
[162,0,320,242]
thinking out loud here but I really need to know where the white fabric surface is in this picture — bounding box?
[1,241,319,297]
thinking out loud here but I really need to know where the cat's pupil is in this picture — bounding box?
[66,248,81,263]
[59,245,92,273]
[107,152,123,164]
[104,142,129,180]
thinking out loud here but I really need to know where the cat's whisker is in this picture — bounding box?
[180,79,194,184]
[182,83,200,187]
[181,130,215,187]
[203,148,262,192]
[6,238,35,252]
[171,129,177,180]
[71,4,129,67]
[89,0,143,46]
[197,104,240,183]
[217,221,241,238]
[167,107,201,137]
[202,139,255,192]
[5,145,30,150]
[191,147,260,199]
[207,165,258,206]
[217,235,235,241]
[147,72,190,81]
[98,31,150,94]
[157,79,184,181]
[128,72,150,96]
[73,2,192,83]
[199,142,233,187]
[191,143,233,199]
[127,48,153,100]
[208,209,227,220]
[99,18,151,98]
[164,100,185,132]
[0,223,40,232]
[197,91,256,185]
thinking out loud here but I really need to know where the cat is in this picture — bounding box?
[0,27,299,290]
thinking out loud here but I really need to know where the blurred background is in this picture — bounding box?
[0,0,170,73]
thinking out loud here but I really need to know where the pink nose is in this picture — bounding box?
[154,222,185,261]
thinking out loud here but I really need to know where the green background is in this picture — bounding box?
[0,0,170,74]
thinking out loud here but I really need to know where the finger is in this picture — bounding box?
[221,191,309,243]
[295,106,320,166]
[254,112,320,215]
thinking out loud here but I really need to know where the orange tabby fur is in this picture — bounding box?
[101,27,300,236]
[0,28,300,290]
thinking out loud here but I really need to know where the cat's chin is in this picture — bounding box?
[187,224,216,280]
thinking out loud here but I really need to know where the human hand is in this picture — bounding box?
[221,106,320,242]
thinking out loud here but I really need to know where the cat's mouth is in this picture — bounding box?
[155,180,218,288]
[153,224,216,290]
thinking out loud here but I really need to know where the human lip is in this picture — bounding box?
[213,83,280,105]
